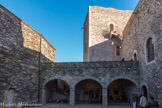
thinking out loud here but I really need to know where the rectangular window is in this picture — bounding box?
[116,46,120,56]
[147,38,155,62]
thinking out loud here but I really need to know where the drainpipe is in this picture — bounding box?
[38,35,42,103]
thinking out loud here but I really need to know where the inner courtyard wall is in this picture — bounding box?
[0,4,55,104]
[122,0,162,105]
[41,61,140,106]
[0,0,162,107]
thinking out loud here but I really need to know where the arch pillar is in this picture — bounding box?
[42,87,46,104]
[70,87,75,105]
[102,87,108,106]
[136,86,140,96]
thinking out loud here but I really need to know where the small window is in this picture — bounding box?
[110,24,114,31]
[147,38,155,62]
[116,46,120,56]
[134,53,137,61]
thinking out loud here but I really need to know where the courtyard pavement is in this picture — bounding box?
[25,103,132,108]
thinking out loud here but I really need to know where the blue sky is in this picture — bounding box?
[0,0,139,62]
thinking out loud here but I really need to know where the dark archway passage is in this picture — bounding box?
[142,85,148,98]
[75,79,102,104]
[45,79,70,104]
[108,79,137,104]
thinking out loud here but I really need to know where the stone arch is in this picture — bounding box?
[42,78,70,104]
[43,77,70,87]
[107,78,138,104]
[140,82,149,91]
[74,79,102,104]
[140,82,149,98]
[141,85,148,98]
[106,77,138,88]
[73,77,103,88]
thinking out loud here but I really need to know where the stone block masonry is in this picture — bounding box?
[83,6,132,62]
[41,61,140,106]
[122,0,162,105]
[0,4,55,104]
[0,0,162,107]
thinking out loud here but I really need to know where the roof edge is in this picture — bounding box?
[0,4,56,50]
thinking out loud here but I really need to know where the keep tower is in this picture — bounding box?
[83,6,132,62]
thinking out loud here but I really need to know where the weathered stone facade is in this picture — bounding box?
[122,0,162,105]
[0,0,162,107]
[41,61,140,106]
[0,4,55,106]
[83,0,162,106]
[83,6,132,62]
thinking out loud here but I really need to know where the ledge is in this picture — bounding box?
[42,61,139,68]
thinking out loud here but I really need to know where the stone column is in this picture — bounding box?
[42,87,46,104]
[136,86,140,95]
[70,87,75,105]
[102,88,108,106]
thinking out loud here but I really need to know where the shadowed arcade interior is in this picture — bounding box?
[45,79,70,104]
[108,79,137,104]
[75,79,102,104]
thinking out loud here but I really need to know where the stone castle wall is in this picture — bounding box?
[84,6,132,62]
[21,23,55,62]
[0,4,55,104]
[41,61,140,106]
[0,0,162,106]
[122,0,162,105]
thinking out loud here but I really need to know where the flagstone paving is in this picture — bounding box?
[25,103,132,108]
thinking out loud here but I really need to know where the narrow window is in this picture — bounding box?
[116,46,120,56]
[110,24,114,31]
[147,38,155,62]
[134,53,137,61]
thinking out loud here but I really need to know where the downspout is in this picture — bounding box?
[38,35,42,103]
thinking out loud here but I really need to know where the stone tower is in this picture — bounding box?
[83,6,132,62]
